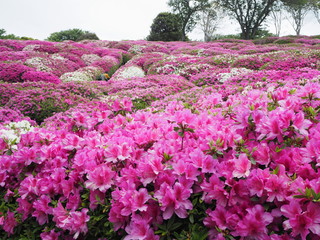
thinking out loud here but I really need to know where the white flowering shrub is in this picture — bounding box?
[61,66,103,82]
[218,68,253,83]
[81,54,101,65]
[102,55,120,66]
[25,57,53,72]
[22,44,40,51]
[113,65,145,79]
[0,120,34,151]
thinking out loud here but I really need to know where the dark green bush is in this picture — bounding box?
[147,12,183,41]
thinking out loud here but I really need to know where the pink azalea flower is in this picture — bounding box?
[105,142,132,163]
[17,198,33,221]
[0,170,7,187]
[281,200,320,240]
[52,202,70,229]
[252,142,271,166]
[132,188,151,212]
[292,112,312,136]
[19,175,40,199]
[204,205,239,231]
[235,205,273,239]
[154,182,192,219]
[247,169,270,197]
[85,164,115,192]
[40,229,60,240]
[232,153,251,178]
[69,208,90,239]
[66,191,81,211]
[124,214,159,240]
[32,195,52,225]
[2,210,17,235]
[264,174,288,202]
[200,175,228,206]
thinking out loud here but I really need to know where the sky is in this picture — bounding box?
[0,0,319,41]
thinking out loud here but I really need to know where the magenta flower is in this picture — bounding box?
[264,174,288,202]
[132,188,151,212]
[85,164,115,192]
[124,214,159,240]
[235,205,273,239]
[281,200,320,239]
[40,229,60,240]
[200,175,228,206]
[204,205,239,231]
[292,112,312,136]
[154,182,192,219]
[69,208,90,239]
[32,195,52,225]
[247,169,270,197]
[17,198,33,221]
[52,202,70,229]
[19,175,40,199]
[232,153,251,178]
[2,210,17,235]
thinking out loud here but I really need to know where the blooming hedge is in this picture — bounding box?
[0,37,320,239]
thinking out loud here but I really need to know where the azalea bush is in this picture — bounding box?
[0,81,108,124]
[0,37,320,240]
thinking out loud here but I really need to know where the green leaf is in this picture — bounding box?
[178,131,184,137]
[174,127,180,132]
[163,153,173,161]
[189,214,194,224]
[171,222,183,231]
[271,166,279,175]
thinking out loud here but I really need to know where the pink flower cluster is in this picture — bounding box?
[0,36,320,239]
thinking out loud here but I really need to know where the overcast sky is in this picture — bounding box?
[1,0,319,41]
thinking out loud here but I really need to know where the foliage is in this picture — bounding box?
[46,28,99,42]
[0,28,33,40]
[168,0,211,41]
[198,1,220,41]
[310,0,320,23]
[0,29,21,40]
[147,12,183,41]
[216,0,278,39]
[281,0,313,35]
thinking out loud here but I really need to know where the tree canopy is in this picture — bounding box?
[216,0,278,39]
[168,0,211,41]
[147,12,183,41]
[0,29,33,40]
[46,29,99,42]
[281,0,312,35]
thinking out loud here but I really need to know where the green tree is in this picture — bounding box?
[0,28,6,37]
[168,0,211,41]
[46,28,99,42]
[0,28,20,40]
[147,12,183,41]
[281,0,312,35]
[216,0,278,39]
[310,0,320,23]
[270,1,284,36]
[198,1,223,41]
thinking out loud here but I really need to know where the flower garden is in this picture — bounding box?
[0,36,320,239]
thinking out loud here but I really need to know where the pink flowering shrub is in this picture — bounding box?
[21,71,62,84]
[0,108,35,125]
[0,62,34,82]
[5,89,87,124]
[0,81,109,124]
[104,74,195,108]
[1,37,320,239]
[0,39,27,50]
